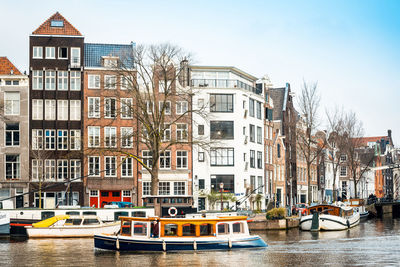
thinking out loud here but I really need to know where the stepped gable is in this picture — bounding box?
[0,57,22,75]
[32,12,82,36]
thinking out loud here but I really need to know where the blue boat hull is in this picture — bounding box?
[94,235,267,251]
[0,223,10,235]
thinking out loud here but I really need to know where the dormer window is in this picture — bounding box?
[50,20,64,27]
[102,56,119,68]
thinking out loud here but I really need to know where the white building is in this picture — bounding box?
[190,66,265,211]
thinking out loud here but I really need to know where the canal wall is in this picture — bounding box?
[248,217,299,230]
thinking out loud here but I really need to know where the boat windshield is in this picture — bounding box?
[133,222,147,236]
[65,218,82,225]
[83,218,100,225]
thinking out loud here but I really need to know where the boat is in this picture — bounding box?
[94,215,267,251]
[344,199,369,219]
[25,215,120,238]
[299,203,360,231]
[0,212,10,235]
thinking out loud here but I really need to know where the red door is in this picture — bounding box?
[100,191,122,207]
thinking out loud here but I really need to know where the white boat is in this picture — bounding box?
[94,215,267,251]
[299,204,360,231]
[344,199,369,219]
[25,215,120,238]
[0,212,10,235]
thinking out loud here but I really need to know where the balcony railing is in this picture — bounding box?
[191,79,262,95]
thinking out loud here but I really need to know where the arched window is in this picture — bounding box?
[217,223,229,235]
[232,222,243,233]
[182,223,196,236]
[164,223,178,236]
[200,223,213,236]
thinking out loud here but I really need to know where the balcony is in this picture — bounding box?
[191,79,262,95]
[70,57,81,68]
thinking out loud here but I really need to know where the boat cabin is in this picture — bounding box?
[306,205,353,218]
[119,216,250,238]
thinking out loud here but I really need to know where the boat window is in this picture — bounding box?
[200,223,213,236]
[182,224,196,236]
[66,211,80,215]
[41,211,55,220]
[114,211,129,221]
[65,218,82,225]
[133,222,147,236]
[164,223,178,236]
[232,222,243,233]
[83,218,100,225]
[217,223,229,235]
[131,211,146,217]
[121,221,131,235]
[83,211,97,215]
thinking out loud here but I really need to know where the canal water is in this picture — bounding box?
[1,218,400,266]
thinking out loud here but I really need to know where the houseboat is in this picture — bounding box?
[299,203,360,231]
[25,215,120,238]
[94,216,267,251]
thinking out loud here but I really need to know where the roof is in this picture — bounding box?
[84,43,135,68]
[0,57,22,75]
[32,12,82,36]
[268,87,286,120]
[356,136,391,147]
[190,65,258,81]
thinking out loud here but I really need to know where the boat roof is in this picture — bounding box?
[119,216,248,223]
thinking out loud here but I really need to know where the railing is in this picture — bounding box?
[70,57,81,68]
[191,79,262,95]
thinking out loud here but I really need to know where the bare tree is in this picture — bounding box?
[296,81,325,204]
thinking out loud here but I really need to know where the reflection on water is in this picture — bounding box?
[0,218,399,266]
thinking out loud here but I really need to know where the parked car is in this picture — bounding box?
[295,203,308,215]
[103,201,134,208]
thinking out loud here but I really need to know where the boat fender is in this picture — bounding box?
[228,238,232,249]
[168,207,177,217]
[193,240,197,250]
[346,220,350,228]
[162,240,166,251]
[116,237,120,250]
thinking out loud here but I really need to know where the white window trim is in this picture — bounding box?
[88,74,100,89]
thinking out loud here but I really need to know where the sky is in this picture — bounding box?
[1,0,399,144]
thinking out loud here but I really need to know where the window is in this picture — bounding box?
[159,101,171,115]
[51,20,63,27]
[121,98,132,118]
[57,160,68,181]
[105,98,116,118]
[5,92,20,115]
[68,71,80,91]
[57,100,68,120]
[104,127,117,147]
[159,182,170,195]
[159,151,171,169]
[88,156,100,176]
[210,94,233,112]
[88,126,100,147]
[70,100,81,120]
[159,80,171,93]
[257,126,262,144]
[57,130,68,150]
[105,75,116,89]
[251,175,256,190]
[232,222,244,233]
[5,155,20,179]
[123,190,131,197]
[277,144,281,158]
[176,123,188,141]
[58,47,68,59]
[32,129,43,150]
[340,154,347,161]
[176,151,188,169]
[256,101,262,119]
[258,176,263,193]
[210,121,234,140]
[33,46,43,59]
[198,98,205,109]
[121,157,133,177]
[198,152,205,162]
[32,159,43,180]
[249,99,255,117]
[174,182,185,195]
[210,148,234,166]
[211,175,234,193]
[198,125,204,135]
[121,76,128,90]
[33,70,43,89]
[44,159,55,180]
[32,99,43,120]
[199,179,205,190]
[88,75,100,89]
[88,97,100,118]
[340,166,347,176]
[45,129,55,150]
[142,151,152,168]
[45,100,56,120]
[217,223,229,235]
[176,101,188,115]
[146,101,154,114]
[257,151,262,169]
[142,182,150,196]
[105,157,116,177]
[121,127,133,148]
[45,70,56,90]
[162,124,171,142]
[250,150,255,168]
[90,190,98,197]
[58,71,68,90]
[70,130,81,150]
[71,47,80,67]
[45,47,55,59]
[70,160,81,180]
[249,124,255,142]
[5,123,19,146]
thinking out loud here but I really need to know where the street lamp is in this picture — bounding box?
[220,182,224,211]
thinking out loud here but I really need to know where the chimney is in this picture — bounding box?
[179,58,189,87]
[388,129,392,138]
